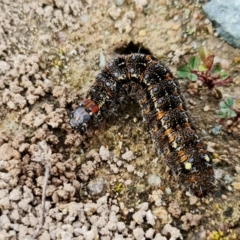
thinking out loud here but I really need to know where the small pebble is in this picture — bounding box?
[122,150,135,161]
[117,222,126,232]
[203,105,210,111]
[0,61,10,72]
[214,169,223,179]
[189,195,198,205]
[148,174,161,186]
[99,52,106,69]
[80,13,88,23]
[226,120,233,126]
[221,194,228,200]
[211,125,222,135]
[145,228,155,239]
[115,0,125,6]
[87,178,107,196]
[9,189,22,201]
[99,146,111,161]
[117,160,123,167]
[232,182,240,190]
[165,187,172,195]
[127,164,135,172]
[204,18,210,24]
[133,227,145,240]
[138,29,146,37]
[173,15,179,21]
[224,175,233,184]
[235,165,240,174]
[146,210,155,226]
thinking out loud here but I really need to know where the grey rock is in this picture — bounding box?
[148,174,161,187]
[87,178,107,197]
[203,0,240,48]
[115,0,125,6]
[0,61,10,73]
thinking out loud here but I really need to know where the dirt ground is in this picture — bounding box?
[0,0,240,239]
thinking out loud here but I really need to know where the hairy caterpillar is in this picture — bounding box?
[70,53,215,197]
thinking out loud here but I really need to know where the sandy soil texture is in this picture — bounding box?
[0,0,240,239]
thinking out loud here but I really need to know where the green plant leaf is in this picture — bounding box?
[187,72,198,81]
[188,56,200,70]
[218,110,228,118]
[212,63,222,74]
[225,97,234,107]
[219,107,229,113]
[218,109,236,119]
[219,98,236,118]
[220,71,229,80]
[229,109,237,118]
[220,101,228,109]
[198,64,208,72]
[177,65,190,78]
[219,98,234,112]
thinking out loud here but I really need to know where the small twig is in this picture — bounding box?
[31,141,52,239]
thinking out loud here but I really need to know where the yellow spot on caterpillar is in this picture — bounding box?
[184,162,192,170]
[171,141,177,148]
[131,73,138,78]
[166,129,178,148]
[118,75,125,80]
[204,154,210,162]
[161,120,169,129]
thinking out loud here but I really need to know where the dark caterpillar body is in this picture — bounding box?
[70,53,215,197]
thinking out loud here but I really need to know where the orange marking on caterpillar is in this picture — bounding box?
[156,111,166,120]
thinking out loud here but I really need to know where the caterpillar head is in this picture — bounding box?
[70,99,99,133]
[70,106,91,132]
